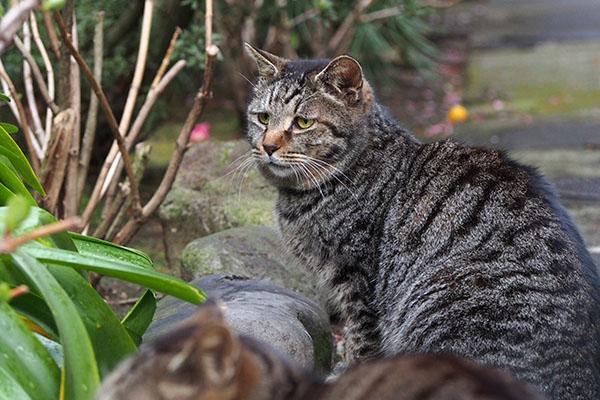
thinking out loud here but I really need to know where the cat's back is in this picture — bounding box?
[316,354,547,400]
[377,139,600,399]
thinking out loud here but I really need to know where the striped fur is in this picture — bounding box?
[95,301,546,400]
[244,45,600,400]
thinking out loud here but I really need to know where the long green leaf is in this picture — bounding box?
[0,93,9,102]
[0,365,33,400]
[25,245,206,304]
[12,249,100,400]
[69,232,153,270]
[0,160,36,206]
[0,125,45,196]
[121,290,156,346]
[45,264,137,378]
[0,301,60,400]
[0,123,17,134]
[0,182,14,206]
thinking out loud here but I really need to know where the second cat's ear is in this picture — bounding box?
[315,55,364,106]
[168,323,241,386]
[244,43,286,78]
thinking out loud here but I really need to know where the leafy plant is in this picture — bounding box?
[0,93,205,400]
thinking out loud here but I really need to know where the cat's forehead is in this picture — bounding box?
[250,58,330,111]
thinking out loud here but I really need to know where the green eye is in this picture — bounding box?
[295,117,315,129]
[258,113,270,125]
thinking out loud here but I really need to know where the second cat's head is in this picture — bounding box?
[245,44,374,189]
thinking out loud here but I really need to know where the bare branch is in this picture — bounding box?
[53,11,142,227]
[328,0,373,53]
[21,24,45,147]
[288,8,321,28]
[151,26,181,89]
[0,60,42,171]
[64,12,81,217]
[0,0,40,55]
[119,0,154,135]
[30,12,55,148]
[114,21,219,247]
[77,11,104,201]
[360,7,403,23]
[0,217,80,254]
[99,59,187,213]
[42,10,60,59]
[13,36,60,114]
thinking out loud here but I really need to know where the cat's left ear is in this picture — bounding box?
[315,55,364,106]
[244,42,286,78]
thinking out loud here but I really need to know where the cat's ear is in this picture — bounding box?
[244,42,285,78]
[168,322,241,386]
[315,55,364,106]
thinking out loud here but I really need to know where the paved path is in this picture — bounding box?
[448,0,600,262]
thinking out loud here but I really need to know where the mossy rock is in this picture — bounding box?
[158,140,277,270]
[180,226,326,306]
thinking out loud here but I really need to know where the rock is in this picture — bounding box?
[158,140,277,270]
[145,274,332,372]
[180,226,326,305]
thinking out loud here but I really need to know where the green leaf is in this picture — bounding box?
[0,182,15,206]
[41,0,66,11]
[0,125,45,196]
[45,264,137,378]
[12,249,100,400]
[5,195,32,231]
[121,290,156,346]
[25,245,206,304]
[0,365,33,400]
[0,157,36,206]
[0,93,9,102]
[0,123,17,134]
[70,232,153,271]
[0,301,60,400]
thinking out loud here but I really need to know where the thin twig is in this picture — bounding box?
[0,0,39,55]
[13,36,60,114]
[360,6,403,23]
[119,0,154,135]
[0,61,42,170]
[64,11,81,218]
[53,11,142,227]
[42,10,60,59]
[9,285,29,300]
[99,59,187,217]
[328,0,373,53]
[113,0,220,245]
[21,24,46,147]
[0,217,80,253]
[77,11,104,202]
[151,26,181,89]
[30,12,55,148]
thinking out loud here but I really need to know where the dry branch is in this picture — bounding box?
[113,0,219,244]
[30,12,56,146]
[13,36,60,114]
[77,11,104,201]
[0,217,80,253]
[151,26,181,89]
[0,0,40,55]
[0,61,42,172]
[328,0,373,53]
[21,24,46,148]
[53,11,143,227]
[42,10,60,59]
[119,0,154,135]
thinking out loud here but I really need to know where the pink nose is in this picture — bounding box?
[263,143,280,156]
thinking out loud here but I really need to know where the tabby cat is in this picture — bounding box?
[95,300,546,400]
[243,43,600,399]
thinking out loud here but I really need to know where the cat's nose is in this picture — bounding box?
[263,143,280,156]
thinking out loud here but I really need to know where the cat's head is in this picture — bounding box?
[95,299,260,400]
[245,44,374,190]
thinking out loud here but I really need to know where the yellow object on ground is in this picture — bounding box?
[447,104,469,124]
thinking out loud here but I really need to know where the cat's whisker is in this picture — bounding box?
[296,162,326,201]
[236,160,255,203]
[215,152,254,182]
[237,71,256,88]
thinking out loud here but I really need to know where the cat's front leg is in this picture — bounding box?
[335,280,381,365]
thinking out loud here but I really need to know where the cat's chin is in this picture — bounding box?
[257,163,305,189]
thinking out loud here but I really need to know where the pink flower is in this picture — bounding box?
[190,122,211,142]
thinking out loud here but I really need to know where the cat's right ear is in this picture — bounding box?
[244,43,285,78]
[168,323,241,386]
[315,55,364,106]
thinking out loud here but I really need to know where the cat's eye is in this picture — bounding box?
[258,113,270,125]
[295,117,315,129]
